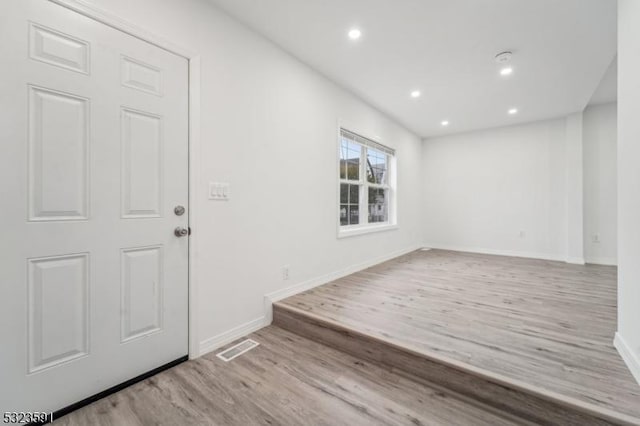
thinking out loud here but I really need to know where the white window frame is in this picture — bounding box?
[337,128,398,239]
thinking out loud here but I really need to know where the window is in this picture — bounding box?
[339,128,396,236]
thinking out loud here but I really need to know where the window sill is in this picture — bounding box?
[337,223,399,239]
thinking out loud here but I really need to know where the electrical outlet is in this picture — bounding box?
[519,230,525,238]
[282,265,290,280]
[592,234,600,243]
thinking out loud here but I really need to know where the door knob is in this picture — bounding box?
[174,227,189,237]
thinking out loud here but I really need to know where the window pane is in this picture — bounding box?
[346,152,359,180]
[340,139,360,181]
[340,204,348,225]
[340,184,348,204]
[341,183,360,205]
[340,204,360,226]
[349,205,359,225]
[349,184,359,204]
[366,148,387,184]
[340,184,362,226]
[368,187,388,223]
[340,140,346,179]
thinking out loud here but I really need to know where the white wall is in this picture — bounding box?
[82,0,423,355]
[583,102,617,265]
[616,0,640,384]
[565,112,585,264]
[421,106,617,265]
[422,119,571,260]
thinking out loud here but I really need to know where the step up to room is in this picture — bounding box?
[273,303,639,426]
[271,249,640,426]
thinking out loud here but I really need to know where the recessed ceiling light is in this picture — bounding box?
[441,120,449,126]
[348,29,361,40]
[410,90,421,98]
[500,67,513,76]
[508,108,518,115]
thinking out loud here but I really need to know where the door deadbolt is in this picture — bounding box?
[174,205,186,216]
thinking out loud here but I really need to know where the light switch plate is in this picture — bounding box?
[209,182,230,200]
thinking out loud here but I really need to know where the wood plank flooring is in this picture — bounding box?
[274,305,634,425]
[53,327,530,426]
[275,249,640,422]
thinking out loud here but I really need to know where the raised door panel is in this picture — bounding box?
[28,86,89,221]
[29,22,90,74]
[121,56,162,96]
[28,254,89,373]
[121,246,163,342]
[121,108,163,218]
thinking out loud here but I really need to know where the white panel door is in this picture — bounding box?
[0,0,189,414]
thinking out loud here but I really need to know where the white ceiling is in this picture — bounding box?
[208,0,617,138]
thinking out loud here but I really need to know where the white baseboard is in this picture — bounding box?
[263,243,422,324]
[422,243,566,262]
[585,256,618,266]
[614,332,640,385]
[424,243,617,266]
[199,316,266,357]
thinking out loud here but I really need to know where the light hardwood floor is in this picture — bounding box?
[53,326,530,426]
[275,249,640,422]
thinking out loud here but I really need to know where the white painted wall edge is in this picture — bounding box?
[423,243,569,263]
[262,243,422,325]
[614,332,640,385]
[188,55,203,359]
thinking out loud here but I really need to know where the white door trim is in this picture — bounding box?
[48,0,202,359]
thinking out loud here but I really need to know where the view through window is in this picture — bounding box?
[339,129,394,230]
